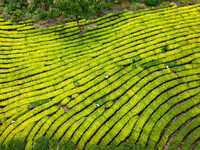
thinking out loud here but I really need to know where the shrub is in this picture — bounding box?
[124,143,146,150]
[4,6,10,14]
[0,7,4,13]
[0,143,5,150]
[13,9,22,18]
[61,11,67,17]
[6,140,24,150]
[34,7,42,15]
[59,140,75,150]
[16,3,21,9]
[3,0,27,12]
[49,8,61,17]
[86,144,101,150]
[49,138,58,150]
[30,99,51,108]
[113,147,123,150]
[7,0,18,11]
[25,12,32,18]
[94,0,113,13]
[19,0,28,6]
[28,5,35,13]
[33,137,49,150]
[101,146,115,150]
[39,11,49,19]
[42,0,54,4]
[33,0,40,6]
[145,0,160,6]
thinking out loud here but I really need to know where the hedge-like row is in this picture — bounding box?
[147,93,200,149]
[34,109,65,140]
[0,14,198,89]
[168,117,200,150]
[180,126,200,150]
[1,19,195,108]
[0,18,198,89]
[25,116,49,150]
[88,67,200,148]
[0,106,59,143]
[157,104,200,149]
[0,3,197,56]
[135,80,200,146]
[1,39,198,147]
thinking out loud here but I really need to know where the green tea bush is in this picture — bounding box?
[59,140,75,150]
[0,3,200,150]
[30,99,51,108]
[13,110,29,121]
[33,137,49,150]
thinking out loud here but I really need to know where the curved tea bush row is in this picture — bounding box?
[0,3,200,150]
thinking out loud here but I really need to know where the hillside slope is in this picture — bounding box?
[0,4,200,150]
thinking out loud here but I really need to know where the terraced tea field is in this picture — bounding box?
[0,3,200,150]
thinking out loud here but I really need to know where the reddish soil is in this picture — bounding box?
[57,104,70,112]
[81,23,97,33]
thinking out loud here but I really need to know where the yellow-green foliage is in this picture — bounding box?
[0,4,200,150]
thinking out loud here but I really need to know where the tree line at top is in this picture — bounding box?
[0,0,117,31]
[0,0,169,32]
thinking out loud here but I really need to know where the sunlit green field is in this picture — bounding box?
[0,3,200,150]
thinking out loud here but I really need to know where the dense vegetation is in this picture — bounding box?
[0,137,145,150]
[0,1,200,150]
[0,0,199,28]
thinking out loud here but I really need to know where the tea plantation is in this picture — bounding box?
[0,3,200,150]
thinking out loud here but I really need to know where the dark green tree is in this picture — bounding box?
[49,138,58,150]
[145,0,160,6]
[3,0,27,11]
[124,143,146,150]
[94,0,115,15]
[100,146,115,150]
[33,0,54,10]
[86,144,101,150]
[33,136,49,150]
[6,140,24,150]
[113,147,123,150]
[41,0,54,4]
[0,143,5,150]
[59,140,75,150]
[33,0,40,6]
[55,0,96,32]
